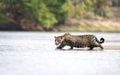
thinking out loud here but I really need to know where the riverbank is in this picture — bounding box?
[0,18,120,32]
[53,17,120,32]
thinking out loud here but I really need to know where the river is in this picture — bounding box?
[0,32,120,75]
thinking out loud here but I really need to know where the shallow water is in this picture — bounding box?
[0,32,120,75]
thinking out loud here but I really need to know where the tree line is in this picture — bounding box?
[0,0,119,29]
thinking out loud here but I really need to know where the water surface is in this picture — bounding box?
[0,32,120,75]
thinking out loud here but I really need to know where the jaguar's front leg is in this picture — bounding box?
[57,44,65,49]
[70,45,73,49]
[56,42,66,49]
[69,43,74,50]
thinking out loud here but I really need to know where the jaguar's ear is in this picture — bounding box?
[64,32,71,35]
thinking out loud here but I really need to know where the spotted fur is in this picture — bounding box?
[54,33,104,50]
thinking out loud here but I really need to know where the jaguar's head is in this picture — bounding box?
[54,36,64,45]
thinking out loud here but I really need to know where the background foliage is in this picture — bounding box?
[0,0,119,29]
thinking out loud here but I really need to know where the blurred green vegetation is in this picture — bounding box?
[0,0,120,30]
[24,0,72,27]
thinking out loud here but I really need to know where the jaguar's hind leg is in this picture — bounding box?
[99,45,103,50]
[94,44,104,50]
[89,46,94,50]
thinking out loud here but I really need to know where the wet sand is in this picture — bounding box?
[105,40,120,42]
[104,46,120,50]
[105,40,120,50]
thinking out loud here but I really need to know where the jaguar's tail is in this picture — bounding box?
[96,37,105,44]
